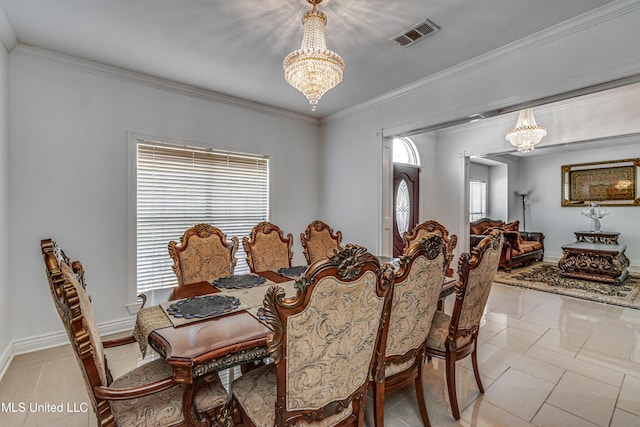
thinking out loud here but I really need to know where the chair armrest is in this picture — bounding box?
[102,293,147,348]
[94,376,176,400]
[103,335,137,348]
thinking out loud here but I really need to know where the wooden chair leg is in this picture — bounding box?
[373,380,385,427]
[445,352,460,420]
[414,362,431,427]
[471,337,484,392]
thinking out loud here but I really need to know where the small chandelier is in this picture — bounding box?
[283,0,344,111]
[505,108,547,153]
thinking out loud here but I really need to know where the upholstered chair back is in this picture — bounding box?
[243,221,293,273]
[263,244,394,425]
[41,239,113,422]
[43,239,231,427]
[403,220,458,275]
[300,220,343,265]
[168,223,239,286]
[455,230,504,337]
[384,236,447,370]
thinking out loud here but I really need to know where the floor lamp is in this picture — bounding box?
[517,192,530,231]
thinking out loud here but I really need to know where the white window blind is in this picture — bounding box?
[469,180,487,222]
[136,140,269,292]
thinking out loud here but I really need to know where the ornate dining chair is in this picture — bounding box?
[403,220,458,276]
[168,223,239,286]
[242,221,294,273]
[373,235,448,427]
[424,229,504,420]
[41,239,231,427]
[231,244,394,427]
[300,219,343,265]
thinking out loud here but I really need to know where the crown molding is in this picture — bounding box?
[0,5,17,52]
[11,44,320,126]
[322,0,640,125]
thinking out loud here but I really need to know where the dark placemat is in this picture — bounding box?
[278,265,307,278]
[212,274,267,289]
[166,294,241,319]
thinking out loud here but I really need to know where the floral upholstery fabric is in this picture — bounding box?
[385,357,416,378]
[249,232,291,272]
[404,224,456,274]
[409,228,443,242]
[425,311,472,351]
[458,244,501,333]
[232,365,352,427]
[178,235,233,284]
[111,359,228,426]
[305,230,340,265]
[286,271,383,411]
[386,254,444,358]
[60,261,108,386]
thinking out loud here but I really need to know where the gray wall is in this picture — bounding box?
[8,50,321,345]
[320,3,640,263]
[0,37,10,362]
[2,1,640,354]
[518,140,640,262]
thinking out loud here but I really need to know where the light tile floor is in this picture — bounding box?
[1,282,640,426]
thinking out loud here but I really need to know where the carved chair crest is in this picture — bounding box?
[260,243,393,425]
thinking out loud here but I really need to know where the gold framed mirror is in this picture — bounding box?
[561,158,640,207]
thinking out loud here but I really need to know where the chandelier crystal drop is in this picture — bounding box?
[505,108,547,153]
[283,0,344,111]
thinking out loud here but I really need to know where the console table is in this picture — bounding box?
[558,232,630,284]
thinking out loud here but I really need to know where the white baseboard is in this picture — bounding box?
[0,316,136,382]
[11,316,135,356]
[0,343,14,382]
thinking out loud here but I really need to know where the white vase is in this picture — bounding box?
[592,218,601,232]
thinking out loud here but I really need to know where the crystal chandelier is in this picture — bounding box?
[505,108,547,153]
[283,0,344,111]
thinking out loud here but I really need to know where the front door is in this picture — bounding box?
[393,164,420,257]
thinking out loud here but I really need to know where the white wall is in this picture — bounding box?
[435,83,640,264]
[488,163,508,221]
[321,3,640,262]
[518,140,640,264]
[411,133,439,222]
[0,40,10,360]
[469,163,489,183]
[8,50,321,343]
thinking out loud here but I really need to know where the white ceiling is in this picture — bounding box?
[0,0,616,118]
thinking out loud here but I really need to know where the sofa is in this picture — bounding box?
[469,218,544,272]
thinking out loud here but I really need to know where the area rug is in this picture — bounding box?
[494,262,640,309]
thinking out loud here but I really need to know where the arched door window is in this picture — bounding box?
[392,138,421,256]
[393,137,421,165]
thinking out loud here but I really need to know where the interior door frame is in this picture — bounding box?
[380,135,393,257]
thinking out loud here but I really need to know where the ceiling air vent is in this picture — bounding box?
[391,19,440,47]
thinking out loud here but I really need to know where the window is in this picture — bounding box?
[392,137,420,165]
[136,140,269,293]
[469,180,487,222]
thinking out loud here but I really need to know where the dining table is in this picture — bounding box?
[133,263,457,426]
[133,267,302,425]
